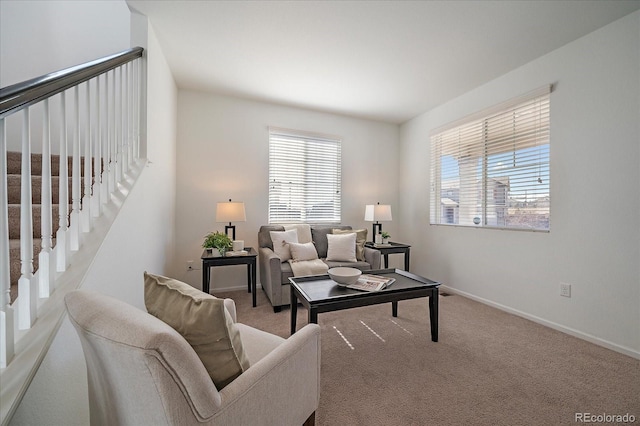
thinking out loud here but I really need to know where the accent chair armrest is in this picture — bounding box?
[215,324,321,425]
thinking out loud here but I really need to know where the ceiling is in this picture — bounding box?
[126,0,640,124]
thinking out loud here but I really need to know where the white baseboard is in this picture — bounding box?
[439,285,640,360]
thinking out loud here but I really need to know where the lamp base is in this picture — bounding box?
[225,224,236,240]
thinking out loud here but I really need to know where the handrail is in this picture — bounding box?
[0,47,143,118]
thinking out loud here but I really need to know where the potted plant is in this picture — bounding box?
[203,231,233,257]
[381,231,391,245]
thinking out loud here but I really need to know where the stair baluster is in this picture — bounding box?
[18,108,36,329]
[109,69,116,194]
[69,87,80,251]
[39,99,53,298]
[82,81,92,232]
[92,76,102,217]
[122,63,129,175]
[56,91,69,272]
[0,117,15,368]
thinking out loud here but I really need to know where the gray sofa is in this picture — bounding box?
[258,225,382,312]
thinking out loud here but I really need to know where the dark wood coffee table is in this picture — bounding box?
[289,269,440,341]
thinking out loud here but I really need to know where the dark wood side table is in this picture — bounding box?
[365,242,411,270]
[201,247,258,307]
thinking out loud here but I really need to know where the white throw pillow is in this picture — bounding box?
[289,241,319,262]
[284,224,312,244]
[326,232,357,262]
[270,229,298,262]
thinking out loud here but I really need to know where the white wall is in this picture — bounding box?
[0,0,131,87]
[175,92,400,291]
[9,10,178,426]
[0,0,132,153]
[399,11,640,357]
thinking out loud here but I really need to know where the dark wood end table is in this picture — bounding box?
[201,247,258,307]
[289,269,439,341]
[365,241,411,270]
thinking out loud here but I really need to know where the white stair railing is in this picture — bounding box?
[0,47,144,372]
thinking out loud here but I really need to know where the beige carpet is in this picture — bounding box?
[221,288,639,426]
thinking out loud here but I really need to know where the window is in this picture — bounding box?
[430,86,551,231]
[269,127,341,223]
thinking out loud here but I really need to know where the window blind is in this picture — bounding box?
[430,86,551,231]
[269,127,341,223]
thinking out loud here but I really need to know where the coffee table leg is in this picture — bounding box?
[308,308,318,325]
[392,301,398,317]
[290,285,298,335]
[429,288,439,342]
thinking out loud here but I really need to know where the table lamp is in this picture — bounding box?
[364,202,392,243]
[216,199,246,240]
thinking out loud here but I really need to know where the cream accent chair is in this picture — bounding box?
[65,290,321,426]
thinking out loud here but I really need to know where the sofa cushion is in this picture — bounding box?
[270,229,298,262]
[258,225,285,250]
[284,224,313,244]
[312,225,352,258]
[143,272,250,390]
[289,241,319,262]
[333,228,367,261]
[326,232,357,262]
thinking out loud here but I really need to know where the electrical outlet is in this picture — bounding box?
[187,260,194,271]
[560,282,571,298]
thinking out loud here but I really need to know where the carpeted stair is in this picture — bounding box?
[6,151,90,303]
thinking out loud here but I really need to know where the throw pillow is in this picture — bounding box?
[143,272,250,389]
[289,241,319,262]
[333,228,368,261]
[269,229,298,262]
[284,224,313,244]
[326,232,357,262]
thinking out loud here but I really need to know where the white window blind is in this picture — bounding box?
[269,127,341,223]
[430,86,551,231]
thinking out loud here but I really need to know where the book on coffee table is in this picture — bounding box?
[347,274,395,292]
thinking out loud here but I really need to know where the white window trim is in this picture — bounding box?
[268,127,342,224]
[430,85,552,232]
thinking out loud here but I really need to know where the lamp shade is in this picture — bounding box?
[216,201,246,223]
[364,204,392,222]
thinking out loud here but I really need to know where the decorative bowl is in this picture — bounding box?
[328,267,362,286]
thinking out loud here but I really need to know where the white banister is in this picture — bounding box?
[18,108,36,329]
[56,91,69,272]
[69,87,80,251]
[81,81,92,232]
[39,99,52,298]
[1,48,145,420]
[0,117,15,368]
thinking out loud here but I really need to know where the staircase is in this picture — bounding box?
[6,151,88,303]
